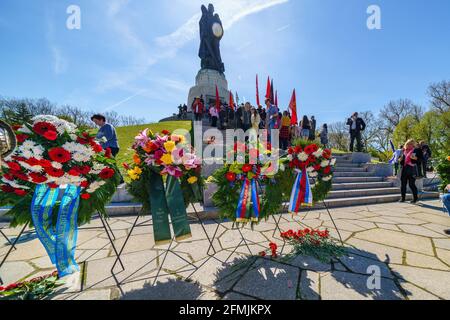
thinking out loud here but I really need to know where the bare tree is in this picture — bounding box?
[428,80,450,113]
[328,121,349,151]
[379,99,423,134]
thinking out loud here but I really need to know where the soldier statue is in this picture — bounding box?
[198,4,225,73]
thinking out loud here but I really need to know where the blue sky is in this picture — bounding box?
[1,0,449,125]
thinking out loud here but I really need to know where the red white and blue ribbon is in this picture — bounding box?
[289,169,313,214]
[235,178,260,223]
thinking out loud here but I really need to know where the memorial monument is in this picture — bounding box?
[0,120,16,171]
[187,4,229,111]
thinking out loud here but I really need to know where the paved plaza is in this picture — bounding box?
[1,199,449,300]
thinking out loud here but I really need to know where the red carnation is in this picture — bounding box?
[39,159,52,168]
[81,193,91,200]
[288,147,294,155]
[13,172,29,182]
[33,122,57,136]
[242,164,253,173]
[68,168,81,177]
[48,147,71,163]
[90,142,103,153]
[294,146,302,154]
[104,148,112,158]
[43,130,58,141]
[14,189,27,196]
[99,168,115,179]
[75,165,91,175]
[323,149,332,159]
[45,167,65,178]
[47,183,59,189]
[225,172,236,182]
[80,181,89,188]
[29,173,48,183]
[162,130,171,135]
[304,144,319,155]
[1,185,15,193]
[6,162,21,172]
[3,173,14,181]
[16,134,29,143]
[25,158,40,166]
[324,166,332,175]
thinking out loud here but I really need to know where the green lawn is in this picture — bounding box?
[114,121,192,173]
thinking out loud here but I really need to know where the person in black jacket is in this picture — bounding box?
[398,139,419,204]
[346,112,366,152]
[419,141,432,178]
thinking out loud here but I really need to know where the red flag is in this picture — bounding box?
[270,79,274,104]
[265,76,271,100]
[275,90,278,107]
[215,85,220,111]
[256,74,260,107]
[289,89,298,125]
[229,90,234,111]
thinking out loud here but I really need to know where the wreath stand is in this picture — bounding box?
[0,214,124,286]
[110,203,218,289]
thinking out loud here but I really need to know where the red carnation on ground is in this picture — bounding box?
[16,134,29,143]
[6,162,21,172]
[29,173,48,184]
[43,130,58,141]
[81,193,91,200]
[242,164,253,173]
[1,185,15,193]
[99,168,115,179]
[14,189,27,196]
[48,147,71,163]
[33,122,57,136]
[225,172,236,182]
[45,167,65,178]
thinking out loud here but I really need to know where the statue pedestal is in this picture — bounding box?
[187,69,229,111]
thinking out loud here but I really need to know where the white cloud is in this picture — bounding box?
[52,46,68,75]
[276,24,290,32]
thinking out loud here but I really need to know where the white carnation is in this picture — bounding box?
[51,162,63,169]
[298,152,309,162]
[287,154,293,161]
[321,160,330,168]
[309,171,318,178]
[313,148,324,158]
[322,175,332,182]
[306,166,315,173]
[330,158,337,166]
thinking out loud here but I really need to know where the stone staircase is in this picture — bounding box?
[323,153,440,208]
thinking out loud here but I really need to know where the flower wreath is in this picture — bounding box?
[211,142,284,225]
[278,140,336,207]
[0,115,121,227]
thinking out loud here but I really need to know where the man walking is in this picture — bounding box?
[91,114,120,157]
[346,112,366,152]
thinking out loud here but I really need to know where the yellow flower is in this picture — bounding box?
[187,176,198,184]
[178,135,186,143]
[164,141,176,152]
[133,167,142,175]
[160,153,173,165]
[128,169,140,181]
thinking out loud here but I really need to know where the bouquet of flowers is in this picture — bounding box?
[211,142,284,225]
[125,128,203,244]
[0,115,120,226]
[0,271,63,300]
[279,141,336,212]
[280,228,346,262]
[0,115,120,277]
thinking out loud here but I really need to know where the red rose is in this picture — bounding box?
[80,181,89,188]
[33,122,57,136]
[99,168,115,179]
[81,193,91,200]
[68,168,81,177]
[48,147,71,163]
[1,185,15,193]
[242,164,253,173]
[45,167,65,178]
[43,130,58,141]
[324,166,332,175]
[14,189,27,196]
[16,134,29,143]
[225,172,236,182]
[30,173,47,183]
[6,162,21,172]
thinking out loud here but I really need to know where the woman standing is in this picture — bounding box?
[280,111,291,150]
[320,124,329,148]
[300,115,311,140]
[251,108,261,131]
[210,105,218,128]
[399,139,419,204]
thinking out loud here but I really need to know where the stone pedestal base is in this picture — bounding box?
[187,69,229,111]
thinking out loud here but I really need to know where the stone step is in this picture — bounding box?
[323,192,440,208]
[332,181,394,191]
[333,171,375,177]
[333,167,367,172]
[333,176,385,183]
[334,163,363,168]
[327,187,400,199]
